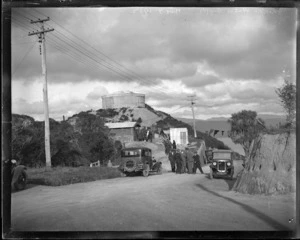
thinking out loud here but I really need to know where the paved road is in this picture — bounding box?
[11,164,296,232]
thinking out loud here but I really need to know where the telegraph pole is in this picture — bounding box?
[29,18,54,167]
[187,94,197,138]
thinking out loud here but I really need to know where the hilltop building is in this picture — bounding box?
[102,91,145,109]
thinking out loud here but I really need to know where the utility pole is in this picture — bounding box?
[187,94,197,138]
[29,18,54,167]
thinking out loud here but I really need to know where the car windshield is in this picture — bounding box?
[122,150,141,157]
[213,152,231,159]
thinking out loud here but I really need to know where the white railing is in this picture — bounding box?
[90,160,100,167]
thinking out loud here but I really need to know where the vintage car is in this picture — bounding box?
[11,160,27,191]
[119,147,162,177]
[209,149,234,180]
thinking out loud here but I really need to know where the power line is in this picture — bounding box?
[13,9,188,104]
[30,8,183,97]
[12,42,37,76]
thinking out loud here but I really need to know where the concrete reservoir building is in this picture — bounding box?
[102,91,145,109]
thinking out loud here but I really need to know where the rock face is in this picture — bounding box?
[233,132,296,195]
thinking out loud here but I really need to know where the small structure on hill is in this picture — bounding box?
[105,121,141,143]
[102,91,145,109]
[169,128,189,148]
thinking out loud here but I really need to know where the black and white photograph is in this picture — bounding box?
[4,3,298,237]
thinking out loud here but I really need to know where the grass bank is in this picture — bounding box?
[27,166,122,186]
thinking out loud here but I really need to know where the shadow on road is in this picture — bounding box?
[204,173,236,191]
[195,183,289,230]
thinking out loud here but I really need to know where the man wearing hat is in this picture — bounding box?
[186,148,194,174]
[174,149,182,174]
[193,151,204,174]
[168,149,176,172]
[180,148,187,173]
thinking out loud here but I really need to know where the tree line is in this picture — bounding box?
[12,113,120,167]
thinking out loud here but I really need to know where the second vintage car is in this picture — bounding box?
[209,149,234,180]
[119,147,162,177]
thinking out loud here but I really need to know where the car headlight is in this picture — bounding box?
[212,162,217,166]
[227,162,231,166]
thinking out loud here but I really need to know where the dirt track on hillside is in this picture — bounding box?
[11,162,296,233]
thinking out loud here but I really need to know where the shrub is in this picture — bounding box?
[275,76,296,127]
[27,166,122,186]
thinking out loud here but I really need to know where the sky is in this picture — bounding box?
[11,7,297,121]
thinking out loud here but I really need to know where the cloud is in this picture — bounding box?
[87,86,109,100]
[184,72,222,88]
[168,8,296,81]
[11,7,296,121]
[12,98,44,115]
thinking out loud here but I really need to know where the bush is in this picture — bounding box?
[27,166,122,186]
[265,124,296,135]
[12,113,116,168]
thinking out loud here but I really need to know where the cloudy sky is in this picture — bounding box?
[11,7,296,121]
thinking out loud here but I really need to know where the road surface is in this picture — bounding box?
[11,164,296,232]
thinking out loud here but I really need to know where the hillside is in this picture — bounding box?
[12,104,244,167]
[178,114,286,138]
[70,104,231,150]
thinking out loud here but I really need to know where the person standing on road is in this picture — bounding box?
[198,140,208,166]
[193,152,204,174]
[174,150,182,174]
[168,149,176,172]
[180,149,187,173]
[186,148,194,174]
[172,140,177,149]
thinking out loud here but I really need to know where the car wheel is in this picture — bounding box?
[143,165,150,177]
[14,170,27,191]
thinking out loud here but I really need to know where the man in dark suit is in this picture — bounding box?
[193,152,204,174]
[180,149,187,173]
[174,150,182,174]
[168,149,176,172]
[186,148,194,174]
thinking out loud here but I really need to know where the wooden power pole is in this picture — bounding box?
[187,94,197,138]
[29,18,54,167]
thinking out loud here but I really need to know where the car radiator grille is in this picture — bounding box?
[125,161,135,168]
[218,162,226,171]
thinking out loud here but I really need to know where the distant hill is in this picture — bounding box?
[177,118,231,137]
[178,114,286,138]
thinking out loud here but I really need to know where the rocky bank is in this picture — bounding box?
[233,132,296,195]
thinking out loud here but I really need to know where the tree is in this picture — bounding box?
[228,110,265,158]
[75,113,115,165]
[275,77,296,127]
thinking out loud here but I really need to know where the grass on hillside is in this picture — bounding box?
[27,166,122,186]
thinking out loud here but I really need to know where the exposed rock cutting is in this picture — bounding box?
[233,132,296,195]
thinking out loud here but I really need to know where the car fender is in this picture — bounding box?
[11,165,27,186]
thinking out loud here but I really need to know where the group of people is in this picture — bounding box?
[168,141,207,174]
[138,127,153,142]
